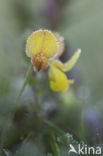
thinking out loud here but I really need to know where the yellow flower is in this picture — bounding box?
[25,29,81,92]
[49,64,74,92]
[26,29,63,71]
[49,49,81,92]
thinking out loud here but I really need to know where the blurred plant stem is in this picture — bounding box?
[47,154,53,156]
[43,119,64,135]
[16,64,33,104]
[43,119,80,142]
[50,132,61,156]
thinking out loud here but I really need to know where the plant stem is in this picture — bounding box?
[50,132,61,156]
[43,119,80,142]
[43,119,64,135]
[0,65,33,154]
[16,64,33,104]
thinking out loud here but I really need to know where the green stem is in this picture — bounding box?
[0,65,33,154]
[43,119,64,135]
[16,64,33,104]
[50,132,61,156]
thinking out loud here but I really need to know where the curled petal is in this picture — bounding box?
[49,49,81,72]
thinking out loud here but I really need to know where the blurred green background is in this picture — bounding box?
[0,0,103,155]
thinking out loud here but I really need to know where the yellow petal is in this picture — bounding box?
[49,49,81,72]
[49,65,73,92]
[26,29,58,58]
